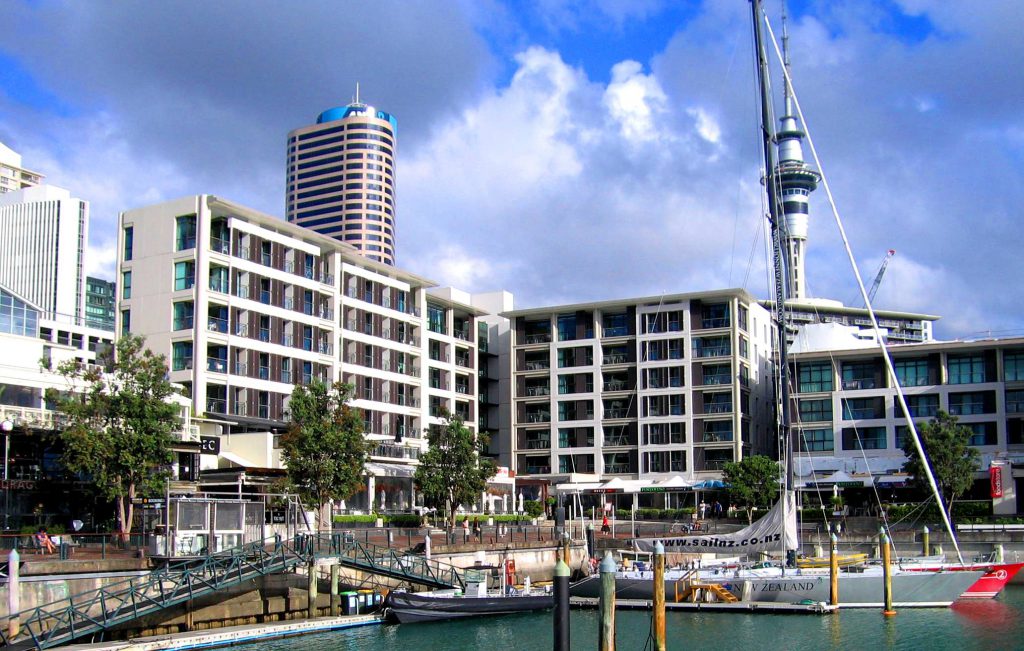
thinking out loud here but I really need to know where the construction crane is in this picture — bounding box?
[865,249,896,305]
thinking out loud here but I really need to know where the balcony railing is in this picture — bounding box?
[842,379,877,390]
[703,374,731,385]
[524,361,550,371]
[524,465,551,475]
[694,346,730,358]
[454,329,470,341]
[603,409,629,419]
[700,317,730,329]
[603,326,629,337]
[525,386,550,396]
[603,354,627,365]
[208,317,228,333]
[207,358,228,373]
[705,403,732,414]
[524,333,551,344]
[603,381,627,392]
[604,464,631,474]
[522,438,551,450]
[210,236,230,254]
[526,412,551,423]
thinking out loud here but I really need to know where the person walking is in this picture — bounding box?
[713,501,723,519]
[601,514,611,535]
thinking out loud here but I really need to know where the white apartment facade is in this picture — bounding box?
[0,142,43,195]
[118,195,500,512]
[506,290,776,490]
[0,185,88,322]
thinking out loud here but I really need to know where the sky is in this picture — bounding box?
[0,0,1021,340]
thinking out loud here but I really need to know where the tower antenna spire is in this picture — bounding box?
[782,0,792,115]
[355,81,360,105]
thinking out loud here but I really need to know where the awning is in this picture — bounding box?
[800,470,873,489]
[365,462,416,478]
[692,479,728,489]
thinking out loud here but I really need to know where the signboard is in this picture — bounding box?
[0,479,36,490]
[991,465,1004,498]
[200,436,221,455]
[640,486,665,493]
[591,488,622,494]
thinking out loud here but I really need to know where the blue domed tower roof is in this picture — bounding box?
[316,103,398,134]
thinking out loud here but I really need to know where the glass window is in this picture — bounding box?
[173,301,194,331]
[121,271,132,299]
[209,265,229,293]
[174,261,195,291]
[798,362,833,393]
[948,354,986,384]
[841,426,886,450]
[123,226,134,261]
[121,309,131,336]
[172,341,193,371]
[948,391,992,416]
[798,398,832,423]
[557,314,577,341]
[842,397,883,420]
[966,422,997,446]
[799,428,834,452]
[175,214,197,251]
[904,394,939,419]
[894,359,929,387]
[1005,351,1024,382]
[841,361,877,390]
[1007,389,1024,414]
[428,304,445,334]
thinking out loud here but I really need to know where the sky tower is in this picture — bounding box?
[776,8,820,300]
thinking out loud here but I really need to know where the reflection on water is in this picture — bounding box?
[211,586,1024,651]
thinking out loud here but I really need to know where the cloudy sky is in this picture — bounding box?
[1,0,1020,340]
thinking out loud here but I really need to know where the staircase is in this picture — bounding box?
[1,533,466,650]
[673,568,739,603]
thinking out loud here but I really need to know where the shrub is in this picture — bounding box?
[524,500,545,518]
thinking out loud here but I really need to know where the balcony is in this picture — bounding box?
[605,464,631,474]
[455,356,471,368]
[455,384,469,394]
[172,358,193,372]
[206,398,227,414]
[694,346,730,359]
[603,380,627,392]
[523,463,552,475]
[525,411,551,423]
[454,329,470,341]
[842,379,877,390]
[603,326,629,338]
[603,408,629,419]
[700,317,730,329]
[209,279,229,294]
[603,354,627,365]
[373,444,420,461]
[524,361,550,371]
[210,236,230,254]
[207,358,228,373]
[524,333,551,344]
[705,403,733,414]
[703,374,731,386]
[525,386,550,397]
[173,315,194,331]
[234,323,248,337]
[207,317,228,333]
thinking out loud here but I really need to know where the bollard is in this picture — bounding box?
[599,551,616,651]
[330,564,340,616]
[881,532,895,616]
[561,532,571,566]
[921,526,929,557]
[553,559,570,651]
[653,542,666,651]
[994,543,1005,563]
[829,533,839,607]
[424,533,432,561]
[307,560,318,619]
[8,548,20,639]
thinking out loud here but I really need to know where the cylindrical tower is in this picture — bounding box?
[776,110,819,300]
[286,98,398,266]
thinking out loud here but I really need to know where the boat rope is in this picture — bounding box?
[761,17,965,564]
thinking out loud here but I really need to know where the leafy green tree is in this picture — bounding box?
[415,411,496,531]
[723,455,781,524]
[901,410,980,516]
[281,381,371,529]
[50,334,180,535]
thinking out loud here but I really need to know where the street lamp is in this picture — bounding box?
[1,419,13,531]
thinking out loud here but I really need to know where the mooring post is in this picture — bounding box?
[881,531,895,616]
[330,563,340,616]
[993,543,1005,563]
[553,558,570,651]
[561,531,571,566]
[307,560,318,619]
[7,548,20,640]
[653,541,666,651]
[921,525,929,557]
[829,533,839,607]
[599,551,616,651]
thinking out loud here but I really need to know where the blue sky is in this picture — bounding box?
[1,0,1021,339]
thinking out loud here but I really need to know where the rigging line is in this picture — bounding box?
[762,19,965,565]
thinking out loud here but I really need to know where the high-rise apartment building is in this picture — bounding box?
[0,142,43,194]
[507,290,776,495]
[0,185,88,322]
[286,99,398,266]
[118,195,502,512]
[85,276,117,331]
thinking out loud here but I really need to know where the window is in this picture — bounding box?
[123,226,134,261]
[209,265,229,293]
[172,301,194,331]
[966,422,997,446]
[842,361,877,390]
[175,214,197,251]
[174,261,195,291]
[702,420,733,442]
[894,359,929,387]
[948,391,993,416]
[260,241,272,266]
[603,313,629,337]
[799,428,834,452]
[557,314,577,341]
[701,304,730,329]
[904,394,939,419]
[428,304,445,334]
[1007,389,1024,414]
[1004,351,1024,381]
[798,398,832,423]
[121,309,131,335]
[121,271,132,299]
[948,354,986,384]
[841,426,886,450]
[798,362,833,393]
[842,397,883,420]
[171,341,193,371]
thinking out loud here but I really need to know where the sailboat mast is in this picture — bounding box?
[750,0,794,490]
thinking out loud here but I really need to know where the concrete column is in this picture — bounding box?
[7,548,20,639]
[307,561,318,619]
[330,564,340,616]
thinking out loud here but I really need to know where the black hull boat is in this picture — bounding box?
[384,589,554,624]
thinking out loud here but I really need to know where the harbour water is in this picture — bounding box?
[234,586,1024,650]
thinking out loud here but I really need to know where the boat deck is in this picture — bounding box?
[570,596,837,614]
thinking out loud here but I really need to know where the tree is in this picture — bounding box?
[50,334,180,536]
[415,411,496,531]
[723,455,782,524]
[280,380,371,529]
[901,410,980,516]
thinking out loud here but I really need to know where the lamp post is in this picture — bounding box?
[1,419,13,531]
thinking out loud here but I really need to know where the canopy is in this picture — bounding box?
[800,469,873,489]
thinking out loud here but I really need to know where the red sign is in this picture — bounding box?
[990,466,1004,498]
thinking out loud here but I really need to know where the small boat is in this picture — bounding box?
[383,587,554,624]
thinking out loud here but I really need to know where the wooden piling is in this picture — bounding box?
[553,559,570,651]
[652,542,666,651]
[561,532,571,566]
[330,563,340,616]
[881,532,895,616]
[599,551,616,651]
[829,533,839,607]
[307,560,318,619]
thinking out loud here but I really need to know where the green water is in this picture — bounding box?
[239,586,1024,650]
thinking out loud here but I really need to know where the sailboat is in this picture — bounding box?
[572,0,1022,608]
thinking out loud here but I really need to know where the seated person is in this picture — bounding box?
[35,527,56,554]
